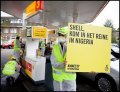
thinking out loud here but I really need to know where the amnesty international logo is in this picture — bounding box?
[67,64,80,70]
[105,65,109,71]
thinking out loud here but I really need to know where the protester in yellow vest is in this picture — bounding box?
[1,56,21,87]
[50,27,76,91]
[14,35,21,62]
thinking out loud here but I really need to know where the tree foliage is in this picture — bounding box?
[104,19,117,43]
[104,19,113,28]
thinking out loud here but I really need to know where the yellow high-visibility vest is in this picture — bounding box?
[2,61,17,76]
[52,44,76,82]
[14,39,20,51]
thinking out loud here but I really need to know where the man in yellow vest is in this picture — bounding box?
[50,27,76,91]
[1,56,21,87]
[14,35,21,62]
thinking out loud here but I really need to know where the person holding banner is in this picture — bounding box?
[50,27,76,91]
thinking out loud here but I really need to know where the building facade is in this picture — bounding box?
[1,17,22,41]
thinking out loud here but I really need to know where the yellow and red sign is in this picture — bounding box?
[32,26,47,38]
[25,0,44,18]
[35,1,44,11]
[25,61,32,77]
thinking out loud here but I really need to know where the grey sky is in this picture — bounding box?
[91,1,119,29]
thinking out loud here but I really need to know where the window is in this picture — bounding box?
[10,19,17,23]
[18,19,22,23]
[3,28,9,33]
[10,28,17,33]
[1,20,4,23]
[10,20,14,23]
[10,19,22,24]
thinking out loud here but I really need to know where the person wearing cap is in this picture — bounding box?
[50,27,76,91]
[1,55,21,88]
[13,35,21,62]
